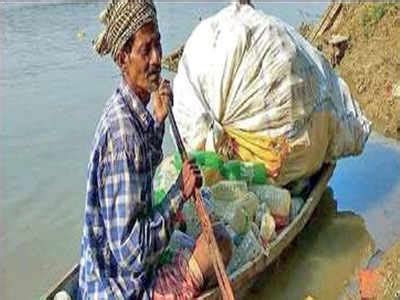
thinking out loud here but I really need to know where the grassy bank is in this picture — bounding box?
[302,3,400,140]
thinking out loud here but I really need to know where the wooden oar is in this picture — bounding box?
[167,103,235,300]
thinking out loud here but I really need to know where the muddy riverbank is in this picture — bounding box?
[302,3,400,140]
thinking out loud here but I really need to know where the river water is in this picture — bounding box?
[1,2,399,299]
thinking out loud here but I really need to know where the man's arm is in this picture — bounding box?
[98,149,183,272]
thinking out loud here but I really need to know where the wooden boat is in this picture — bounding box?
[43,163,335,300]
[44,3,341,298]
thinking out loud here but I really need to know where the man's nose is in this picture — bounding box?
[150,47,161,67]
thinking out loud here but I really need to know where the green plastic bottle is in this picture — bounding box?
[173,152,183,171]
[242,162,268,184]
[221,160,242,180]
[153,189,166,207]
[221,160,268,184]
[190,151,223,170]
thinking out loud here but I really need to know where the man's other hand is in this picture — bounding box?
[181,159,202,200]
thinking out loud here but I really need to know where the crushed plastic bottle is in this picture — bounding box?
[182,187,217,237]
[227,228,263,274]
[260,211,276,246]
[153,155,181,206]
[210,180,248,201]
[289,196,304,221]
[249,184,291,228]
[255,202,270,227]
[230,192,260,234]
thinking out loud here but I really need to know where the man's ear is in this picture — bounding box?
[117,50,129,71]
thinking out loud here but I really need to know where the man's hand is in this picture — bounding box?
[181,159,202,200]
[153,78,173,124]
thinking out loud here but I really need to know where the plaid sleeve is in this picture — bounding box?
[98,149,173,272]
[149,121,165,168]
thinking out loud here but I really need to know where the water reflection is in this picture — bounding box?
[249,188,374,300]
[331,134,400,213]
[331,134,400,250]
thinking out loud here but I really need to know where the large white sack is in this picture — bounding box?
[172,3,370,185]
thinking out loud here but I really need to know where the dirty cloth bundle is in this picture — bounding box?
[94,0,158,60]
[172,3,371,185]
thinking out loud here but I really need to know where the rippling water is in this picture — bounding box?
[3,2,400,300]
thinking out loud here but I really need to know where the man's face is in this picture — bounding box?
[123,22,162,93]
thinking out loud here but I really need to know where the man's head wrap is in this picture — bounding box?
[94,0,158,61]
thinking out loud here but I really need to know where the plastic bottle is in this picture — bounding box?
[242,162,268,185]
[220,160,242,180]
[221,160,268,184]
[249,184,291,228]
[227,228,263,274]
[210,180,248,201]
[260,211,276,246]
[190,151,223,170]
[230,192,260,234]
[289,196,304,221]
[153,189,166,207]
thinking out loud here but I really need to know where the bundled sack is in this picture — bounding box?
[172,3,370,185]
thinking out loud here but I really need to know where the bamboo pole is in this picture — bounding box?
[167,104,235,300]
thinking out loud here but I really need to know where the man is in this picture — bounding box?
[79,1,231,299]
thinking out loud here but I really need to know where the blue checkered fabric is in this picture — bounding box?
[78,80,183,299]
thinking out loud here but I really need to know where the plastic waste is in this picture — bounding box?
[210,180,247,201]
[290,196,304,221]
[230,192,260,234]
[255,202,270,227]
[225,225,242,247]
[242,162,268,184]
[168,230,195,253]
[260,211,276,246]
[182,187,217,237]
[221,160,268,184]
[182,201,201,238]
[220,160,241,180]
[249,184,291,228]
[191,151,224,170]
[153,155,181,206]
[202,167,224,186]
[227,228,263,274]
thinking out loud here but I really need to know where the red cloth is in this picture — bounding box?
[153,251,203,300]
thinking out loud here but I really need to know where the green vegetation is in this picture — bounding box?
[361,3,399,38]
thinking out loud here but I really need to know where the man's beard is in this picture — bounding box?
[147,69,161,92]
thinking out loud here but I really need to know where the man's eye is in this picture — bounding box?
[141,46,150,55]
